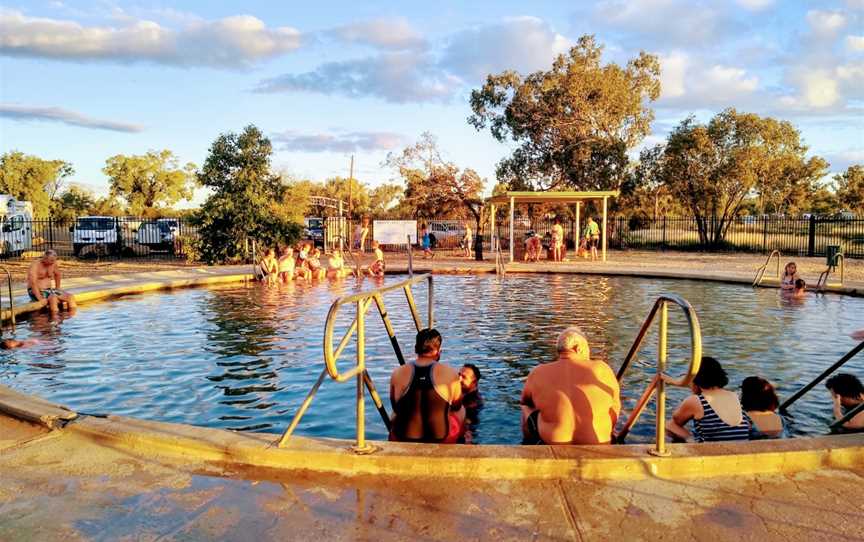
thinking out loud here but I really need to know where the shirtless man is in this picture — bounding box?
[520,327,620,444]
[389,328,465,443]
[27,250,76,315]
[551,219,564,262]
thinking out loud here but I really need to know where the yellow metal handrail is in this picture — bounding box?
[0,265,15,331]
[780,339,863,414]
[614,294,702,456]
[752,250,781,287]
[277,273,433,451]
[816,254,844,292]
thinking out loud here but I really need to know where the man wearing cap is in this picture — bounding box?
[27,250,77,315]
[520,326,620,444]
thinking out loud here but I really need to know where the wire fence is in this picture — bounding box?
[1,215,861,261]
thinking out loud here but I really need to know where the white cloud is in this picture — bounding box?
[657,53,759,106]
[780,69,841,109]
[846,35,864,52]
[735,0,774,10]
[440,17,571,81]
[0,104,144,132]
[591,0,726,47]
[273,130,406,153]
[659,52,688,98]
[331,17,425,50]
[0,9,301,68]
[806,10,847,38]
[255,51,460,103]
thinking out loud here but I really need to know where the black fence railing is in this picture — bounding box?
[486,215,863,260]
[607,216,864,259]
[0,217,199,260]
[2,215,861,261]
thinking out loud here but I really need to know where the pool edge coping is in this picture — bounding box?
[2,385,863,481]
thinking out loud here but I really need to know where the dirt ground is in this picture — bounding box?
[1,257,197,287]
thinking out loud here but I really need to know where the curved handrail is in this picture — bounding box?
[323,274,433,382]
[752,250,781,287]
[817,254,844,292]
[616,294,702,387]
[614,294,702,454]
[0,265,15,331]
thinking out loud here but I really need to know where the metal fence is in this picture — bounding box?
[0,217,199,260]
[4,215,861,261]
[607,216,864,259]
[484,215,864,260]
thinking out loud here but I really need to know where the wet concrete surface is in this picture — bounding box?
[2,423,863,542]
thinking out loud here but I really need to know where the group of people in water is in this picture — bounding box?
[389,326,864,445]
[256,240,386,284]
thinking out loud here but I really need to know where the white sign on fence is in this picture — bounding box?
[374,220,417,245]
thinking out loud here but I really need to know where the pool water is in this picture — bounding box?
[1,275,862,444]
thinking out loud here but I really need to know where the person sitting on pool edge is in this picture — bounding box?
[665,356,751,442]
[278,246,295,283]
[520,327,620,445]
[826,373,864,432]
[389,328,465,443]
[27,249,77,315]
[741,376,785,439]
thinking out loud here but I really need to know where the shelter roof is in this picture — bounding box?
[487,191,619,205]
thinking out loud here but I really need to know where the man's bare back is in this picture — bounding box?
[520,328,620,445]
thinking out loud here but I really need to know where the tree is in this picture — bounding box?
[104,150,196,216]
[0,151,73,218]
[89,196,125,216]
[369,183,404,217]
[657,109,828,246]
[52,185,96,222]
[386,133,487,259]
[196,125,302,264]
[468,35,660,191]
[620,144,679,219]
[835,165,864,212]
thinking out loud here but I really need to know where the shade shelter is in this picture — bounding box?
[487,191,620,263]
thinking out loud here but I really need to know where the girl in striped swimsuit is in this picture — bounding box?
[667,356,751,443]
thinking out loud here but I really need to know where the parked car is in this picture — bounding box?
[0,195,33,256]
[426,221,463,248]
[72,216,121,256]
[304,217,324,247]
[136,221,175,252]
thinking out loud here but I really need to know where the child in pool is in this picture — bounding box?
[780,262,799,290]
[278,246,295,283]
[740,376,785,439]
[792,278,806,297]
[368,241,385,277]
[260,248,279,286]
[308,248,326,280]
[826,373,864,432]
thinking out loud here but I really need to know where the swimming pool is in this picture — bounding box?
[1,274,862,444]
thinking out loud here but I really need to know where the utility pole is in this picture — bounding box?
[348,155,354,220]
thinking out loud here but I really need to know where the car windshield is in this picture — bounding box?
[306,219,323,228]
[77,218,114,230]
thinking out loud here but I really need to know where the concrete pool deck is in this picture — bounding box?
[2,259,864,540]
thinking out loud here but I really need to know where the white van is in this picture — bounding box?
[72,216,121,256]
[136,221,175,252]
[0,195,33,256]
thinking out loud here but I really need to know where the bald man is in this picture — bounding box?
[520,327,620,445]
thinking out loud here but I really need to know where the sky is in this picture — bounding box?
[0,0,862,207]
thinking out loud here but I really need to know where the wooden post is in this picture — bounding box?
[509,196,515,263]
[576,202,581,249]
[602,197,608,262]
[490,204,496,253]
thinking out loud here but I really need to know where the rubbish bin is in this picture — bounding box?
[826,245,842,268]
